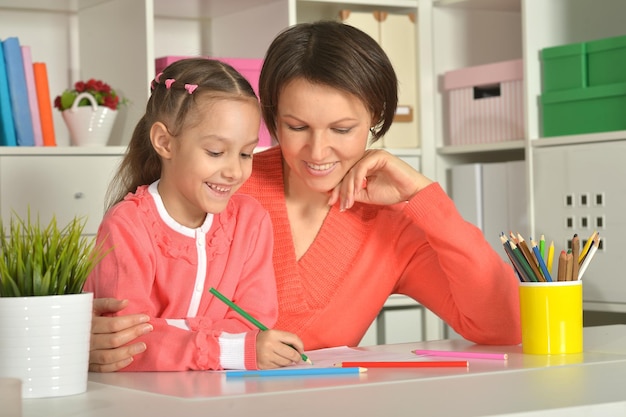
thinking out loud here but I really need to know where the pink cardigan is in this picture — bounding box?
[239,147,521,349]
[85,182,277,371]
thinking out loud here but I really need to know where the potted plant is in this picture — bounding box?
[0,211,107,398]
[54,78,125,146]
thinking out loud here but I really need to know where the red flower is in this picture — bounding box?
[54,79,126,111]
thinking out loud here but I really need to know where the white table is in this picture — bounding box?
[22,325,626,417]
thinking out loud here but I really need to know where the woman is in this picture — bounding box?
[90,21,520,372]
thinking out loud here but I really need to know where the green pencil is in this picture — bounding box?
[209,287,312,365]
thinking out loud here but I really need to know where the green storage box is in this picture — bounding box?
[587,35,626,86]
[541,83,626,137]
[541,42,587,92]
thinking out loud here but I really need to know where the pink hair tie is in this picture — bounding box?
[165,79,175,89]
[150,72,164,90]
[184,84,198,94]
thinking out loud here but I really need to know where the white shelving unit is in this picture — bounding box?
[2,0,626,338]
[0,0,436,344]
[428,0,626,320]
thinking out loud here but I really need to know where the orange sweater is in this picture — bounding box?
[86,184,277,371]
[239,146,521,349]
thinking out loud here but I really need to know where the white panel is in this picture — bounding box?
[0,155,121,235]
[533,142,626,306]
[210,0,288,58]
[482,160,527,261]
[382,307,424,344]
[79,0,152,147]
[154,18,205,58]
[449,163,483,229]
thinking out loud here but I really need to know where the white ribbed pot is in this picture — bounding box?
[62,92,117,146]
[0,292,93,398]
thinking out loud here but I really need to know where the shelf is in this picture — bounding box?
[152,0,418,20]
[300,0,417,7]
[531,130,626,148]
[154,0,278,19]
[0,146,127,156]
[434,0,520,12]
[0,0,77,12]
[384,148,421,156]
[584,302,626,314]
[438,140,525,155]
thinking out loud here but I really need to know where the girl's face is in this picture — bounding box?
[158,97,260,227]
[276,78,372,196]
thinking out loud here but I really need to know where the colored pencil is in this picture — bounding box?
[565,251,574,281]
[578,234,600,280]
[509,240,539,282]
[539,234,546,260]
[209,287,312,365]
[571,234,580,282]
[224,367,365,378]
[557,250,567,281]
[578,231,598,264]
[531,240,553,282]
[517,234,545,282]
[335,361,468,368]
[412,349,507,361]
[500,234,526,282]
[547,241,555,273]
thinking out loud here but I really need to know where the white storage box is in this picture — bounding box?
[443,59,524,146]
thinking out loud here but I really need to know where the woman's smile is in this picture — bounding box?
[304,160,337,176]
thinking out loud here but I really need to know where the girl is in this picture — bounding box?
[85,58,305,371]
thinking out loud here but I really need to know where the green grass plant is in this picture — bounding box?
[0,211,107,297]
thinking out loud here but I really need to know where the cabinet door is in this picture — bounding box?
[533,142,626,306]
[0,155,121,235]
[358,295,426,346]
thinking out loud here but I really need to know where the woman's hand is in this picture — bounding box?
[256,330,306,369]
[89,298,153,372]
[328,149,434,210]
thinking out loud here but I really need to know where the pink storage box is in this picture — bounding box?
[443,59,524,146]
[155,56,272,147]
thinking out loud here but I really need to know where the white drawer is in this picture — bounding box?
[0,155,121,235]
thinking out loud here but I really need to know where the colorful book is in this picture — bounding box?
[21,45,43,146]
[0,40,17,146]
[2,37,35,146]
[33,62,56,146]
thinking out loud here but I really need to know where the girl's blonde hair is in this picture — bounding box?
[106,58,258,210]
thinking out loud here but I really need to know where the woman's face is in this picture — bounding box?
[275,78,372,195]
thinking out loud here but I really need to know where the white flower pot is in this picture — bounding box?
[62,92,117,146]
[0,292,93,398]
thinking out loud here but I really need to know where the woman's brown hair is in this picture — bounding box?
[259,20,398,143]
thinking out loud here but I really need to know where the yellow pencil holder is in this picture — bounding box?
[519,280,583,355]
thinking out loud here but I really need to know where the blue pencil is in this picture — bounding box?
[224,367,366,378]
[531,240,553,282]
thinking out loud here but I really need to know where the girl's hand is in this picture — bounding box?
[328,149,434,211]
[256,330,305,369]
[89,298,153,372]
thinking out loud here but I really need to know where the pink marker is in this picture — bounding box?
[412,349,508,361]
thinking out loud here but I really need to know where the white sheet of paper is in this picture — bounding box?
[290,346,420,369]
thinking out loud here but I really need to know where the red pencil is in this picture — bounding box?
[334,361,468,368]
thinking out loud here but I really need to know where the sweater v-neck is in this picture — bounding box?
[240,147,374,313]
